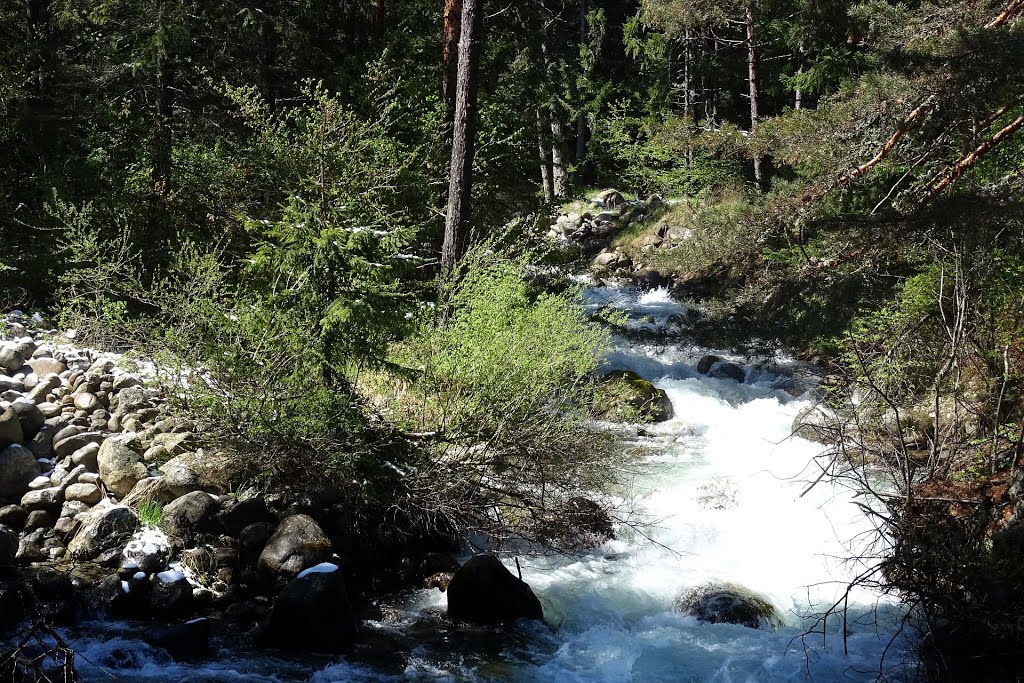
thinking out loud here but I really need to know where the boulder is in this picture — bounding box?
[150,570,193,616]
[28,358,67,377]
[161,491,221,547]
[11,401,46,441]
[0,444,40,501]
[74,392,101,413]
[64,483,103,506]
[0,524,18,568]
[673,583,779,629]
[143,619,210,662]
[0,347,26,374]
[53,431,103,460]
[67,505,140,560]
[632,268,668,291]
[219,496,272,537]
[265,566,358,652]
[0,406,25,449]
[97,438,148,498]
[240,523,273,567]
[258,514,333,582]
[696,355,745,383]
[447,554,544,624]
[791,405,837,445]
[596,189,625,208]
[0,505,28,532]
[592,370,673,423]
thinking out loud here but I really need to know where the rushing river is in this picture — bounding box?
[58,286,914,681]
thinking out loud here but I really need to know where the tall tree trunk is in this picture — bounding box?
[440,0,482,286]
[151,1,173,202]
[537,107,554,202]
[550,108,568,198]
[575,0,587,162]
[683,27,694,166]
[260,3,278,111]
[442,0,462,123]
[374,0,385,37]
[794,64,803,110]
[745,0,764,192]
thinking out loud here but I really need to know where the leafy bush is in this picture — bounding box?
[387,248,622,548]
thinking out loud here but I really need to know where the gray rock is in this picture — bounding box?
[266,566,358,652]
[66,505,140,560]
[24,509,55,532]
[0,407,25,449]
[11,401,45,441]
[258,514,332,582]
[0,505,28,532]
[65,483,103,506]
[0,444,39,500]
[0,376,24,393]
[97,438,148,498]
[73,392,100,413]
[53,431,103,459]
[69,442,101,470]
[161,491,221,547]
[117,386,149,412]
[0,347,26,374]
[447,554,544,624]
[21,487,61,513]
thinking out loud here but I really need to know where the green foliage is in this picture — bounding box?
[136,500,164,529]
[414,247,608,438]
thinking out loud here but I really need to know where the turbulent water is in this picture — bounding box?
[59,286,914,682]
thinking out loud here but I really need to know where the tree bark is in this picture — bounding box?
[151,0,173,201]
[442,0,462,123]
[745,0,763,192]
[440,0,482,285]
[537,107,554,201]
[374,0,385,37]
[550,107,569,198]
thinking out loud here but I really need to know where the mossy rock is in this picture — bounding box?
[593,370,673,423]
[674,582,780,629]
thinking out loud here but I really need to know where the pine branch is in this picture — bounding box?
[920,110,1024,202]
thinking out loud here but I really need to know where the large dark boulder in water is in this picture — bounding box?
[266,565,358,653]
[674,582,779,629]
[144,619,211,662]
[697,355,745,383]
[447,554,544,624]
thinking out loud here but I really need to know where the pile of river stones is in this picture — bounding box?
[545,189,674,283]
[0,312,554,663]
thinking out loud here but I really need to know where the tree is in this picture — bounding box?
[440,0,483,286]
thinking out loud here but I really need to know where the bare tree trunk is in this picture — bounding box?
[440,0,482,286]
[442,0,462,123]
[550,108,569,198]
[794,65,803,110]
[537,107,554,201]
[745,0,763,192]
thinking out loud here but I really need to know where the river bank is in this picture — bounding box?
[1,283,918,681]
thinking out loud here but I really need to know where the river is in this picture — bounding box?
[57,285,914,682]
